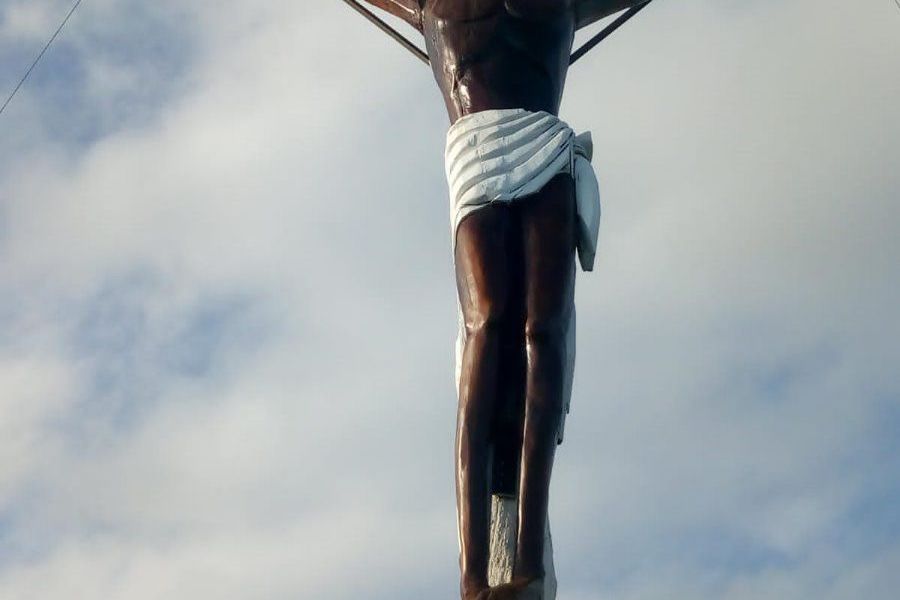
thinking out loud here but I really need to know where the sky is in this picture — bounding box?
[0,0,898,598]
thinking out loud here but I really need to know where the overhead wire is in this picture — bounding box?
[0,0,84,117]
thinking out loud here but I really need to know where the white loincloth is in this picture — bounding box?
[446,108,601,445]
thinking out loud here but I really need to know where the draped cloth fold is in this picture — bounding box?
[446,108,601,444]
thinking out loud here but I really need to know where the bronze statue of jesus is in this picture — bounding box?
[355,2,648,598]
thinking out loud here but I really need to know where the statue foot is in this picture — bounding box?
[462,585,491,600]
[487,578,543,600]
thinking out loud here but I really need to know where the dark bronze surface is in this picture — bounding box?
[342,0,653,67]
[357,2,649,598]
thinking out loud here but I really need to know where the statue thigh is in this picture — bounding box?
[453,171,577,492]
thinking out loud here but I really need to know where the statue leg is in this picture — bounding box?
[454,203,513,599]
[514,173,577,584]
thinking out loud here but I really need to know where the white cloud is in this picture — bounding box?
[0,1,66,42]
[0,0,898,598]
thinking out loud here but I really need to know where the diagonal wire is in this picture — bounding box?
[341,0,429,65]
[0,0,84,117]
[570,0,654,65]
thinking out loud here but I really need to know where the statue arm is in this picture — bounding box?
[573,0,648,30]
[360,0,424,31]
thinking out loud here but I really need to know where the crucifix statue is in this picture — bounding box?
[342,2,653,598]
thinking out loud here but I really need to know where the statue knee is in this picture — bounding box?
[464,302,507,344]
[524,314,568,357]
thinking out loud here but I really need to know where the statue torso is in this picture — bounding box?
[422,0,576,123]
